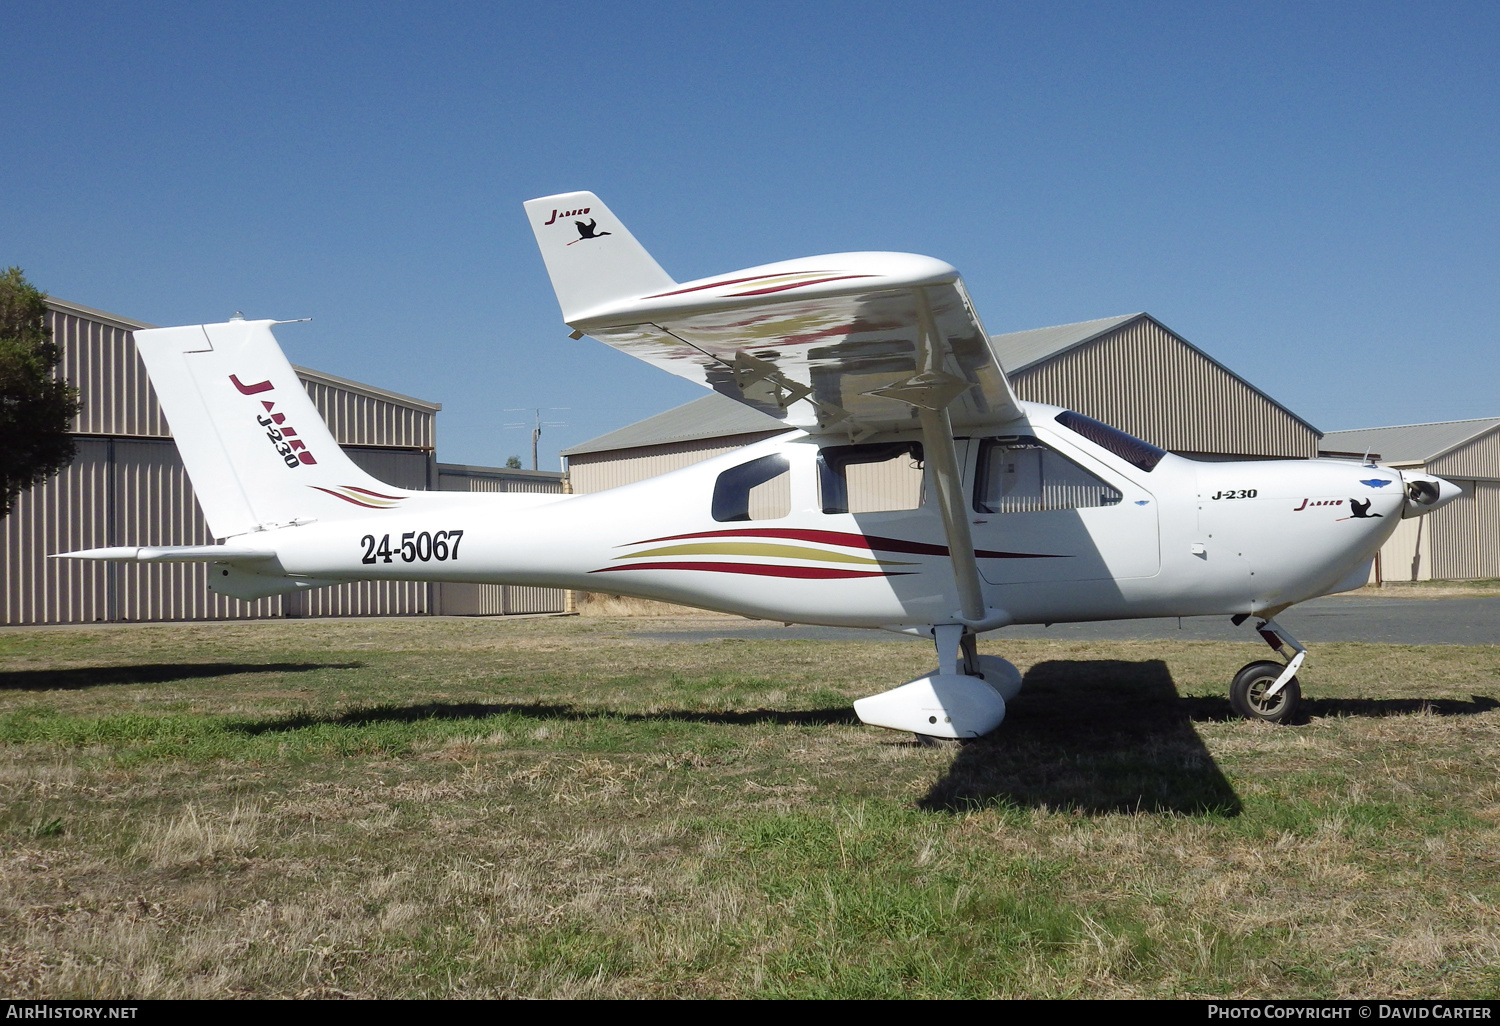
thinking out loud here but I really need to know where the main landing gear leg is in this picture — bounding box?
[1228,616,1306,724]
[852,625,1023,740]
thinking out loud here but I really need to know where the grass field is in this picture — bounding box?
[2,614,1499,999]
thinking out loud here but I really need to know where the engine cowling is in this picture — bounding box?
[1399,470,1462,519]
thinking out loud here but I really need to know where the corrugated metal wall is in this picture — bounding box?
[1430,480,1479,580]
[433,464,568,615]
[289,580,433,618]
[1373,513,1430,583]
[1,434,441,625]
[301,375,436,450]
[1480,482,1500,579]
[1009,318,1319,458]
[4,438,114,624]
[3,439,283,624]
[1430,480,1500,580]
[1370,427,1500,584]
[54,309,171,438]
[112,439,281,622]
[842,454,924,513]
[345,448,433,491]
[567,434,781,494]
[1430,428,1500,481]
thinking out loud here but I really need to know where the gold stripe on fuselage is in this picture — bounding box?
[614,542,917,566]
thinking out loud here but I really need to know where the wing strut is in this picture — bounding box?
[866,288,1002,630]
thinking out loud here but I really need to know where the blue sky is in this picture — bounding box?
[4,1,1496,468]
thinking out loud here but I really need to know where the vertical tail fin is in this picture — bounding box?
[523,191,675,323]
[134,319,403,538]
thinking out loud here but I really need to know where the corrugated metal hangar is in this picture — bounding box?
[565,312,1320,493]
[2,299,566,625]
[1321,419,1500,582]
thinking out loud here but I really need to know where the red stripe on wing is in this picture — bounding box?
[643,271,818,299]
[729,275,877,296]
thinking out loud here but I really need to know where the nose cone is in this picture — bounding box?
[1400,470,1462,518]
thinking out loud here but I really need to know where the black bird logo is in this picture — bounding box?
[567,218,612,245]
[1339,498,1383,521]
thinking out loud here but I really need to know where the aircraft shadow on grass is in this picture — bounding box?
[232,702,860,734]
[0,662,363,692]
[919,660,1500,817]
[920,659,1244,817]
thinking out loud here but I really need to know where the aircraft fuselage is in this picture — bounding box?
[253,401,1411,630]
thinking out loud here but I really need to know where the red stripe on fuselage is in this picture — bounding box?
[310,486,389,509]
[624,528,1062,560]
[341,486,407,500]
[590,562,906,580]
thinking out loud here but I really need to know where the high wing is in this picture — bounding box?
[524,192,1023,436]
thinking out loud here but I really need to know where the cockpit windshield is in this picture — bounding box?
[1054,410,1167,472]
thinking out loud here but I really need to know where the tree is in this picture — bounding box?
[0,268,80,518]
[505,455,522,469]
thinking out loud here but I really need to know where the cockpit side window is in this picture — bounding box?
[1054,410,1167,472]
[818,442,924,514]
[712,454,791,522]
[974,436,1122,514]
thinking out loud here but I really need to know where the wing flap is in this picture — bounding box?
[587,278,1017,431]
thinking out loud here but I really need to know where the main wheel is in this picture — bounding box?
[1229,660,1301,724]
[972,655,1023,701]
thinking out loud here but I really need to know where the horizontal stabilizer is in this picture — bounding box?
[53,545,275,563]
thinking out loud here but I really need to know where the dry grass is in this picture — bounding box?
[1,615,1499,997]
[573,591,724,617]
[1355,579,1500,598]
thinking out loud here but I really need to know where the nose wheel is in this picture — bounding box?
[1228,617,1306,724]
[1230,660,1301,723]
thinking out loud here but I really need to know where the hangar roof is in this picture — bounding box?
[562,393,783,456]
[1320,418,1500,466]
[988,314,1141,373]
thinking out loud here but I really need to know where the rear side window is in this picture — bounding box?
[818,442,924,514]
[974,437,1122,513]
[1054,410,1166,472]
[712,454,791,522]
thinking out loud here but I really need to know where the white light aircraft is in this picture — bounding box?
[58,192,1461,739]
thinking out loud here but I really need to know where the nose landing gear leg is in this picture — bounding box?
[1228,617,1306,724]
